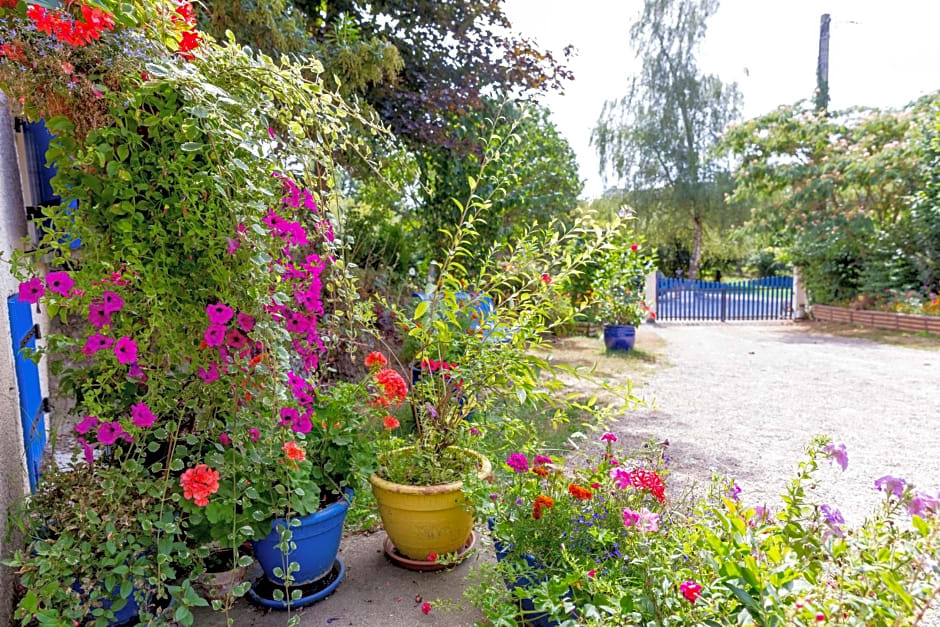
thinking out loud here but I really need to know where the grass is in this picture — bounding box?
[799,321,940,351]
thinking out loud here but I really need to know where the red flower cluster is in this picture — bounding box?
[0,0,19,9]
[680,580,702,604]
[420,359,456,373]
[568,484,593,501]
[283,440,306,461]
[372,368,408,407]
[27,4,115,47]
[382,415,400,430]
[628,468,666,503]
[532,467,549,478]
[0,43,24,61]
[180,464,220,507]
[171,2,200,60]
[532,494,555,520]
[364,351,388,368]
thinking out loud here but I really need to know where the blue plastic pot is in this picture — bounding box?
[70,581,142,626]
[603,324,636,351]
[488,519,565,627]
[252,489,352,586]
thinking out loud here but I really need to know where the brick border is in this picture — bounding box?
[812,304,940,334]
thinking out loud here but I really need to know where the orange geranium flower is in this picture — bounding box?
[568,484,593,501]
[532,494,555,520]
[364,351,388,368]
[282,440,306,462]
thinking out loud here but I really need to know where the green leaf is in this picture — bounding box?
[912,514,929,537]
[180,142,204,152]
[414,300,429,319]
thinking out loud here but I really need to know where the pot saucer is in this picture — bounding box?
[383,530,478,572]
[247,558,345,610]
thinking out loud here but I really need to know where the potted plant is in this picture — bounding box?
[365,135,622,568]
[592,234,657,351]
[3,1,378,622]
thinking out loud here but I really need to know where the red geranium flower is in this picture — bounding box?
[282,440,306,462]
[383,415,400,430]
[180,464,220,507]
[364,351,388,368]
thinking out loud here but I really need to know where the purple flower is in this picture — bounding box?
[875,475,907,498]
[114,337,138,365]
[96,421,124,445]
[45,271,74,296]
[488,493,500,501]
[206,302,234,325]
[425,403,438,419]
[505,453,529,473]
[198,363,219,383]
[248,428,260,442]
[75,415,99,435]
[820,504,845,537]
[101,290,124,313]
[88,301,111,329]
[204,324,226,347]
[469,427,481,436]
[907,492,940,517]
[237,313,255,333]
[823,443,848,472]
[600,432,617,443]
[128,362,145,379]
[225,237,240,255]
[637,508,660,532]
[18,277,45,304]
[534,455,552,466]
[77,436,94,465]
[622,507,640,528]
[82,334,113,357]
[279,407,299,427]
[226,328,248,350]
[219,433,232,446]
[727,480,742,502]
[130,402,156,428]
[291,412,313,434]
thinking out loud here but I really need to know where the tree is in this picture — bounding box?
[592,0,740,279]
[202,0,573,148]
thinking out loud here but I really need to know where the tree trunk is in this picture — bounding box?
[688,216,703,280]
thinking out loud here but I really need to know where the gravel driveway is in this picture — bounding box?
[610,323,940,523]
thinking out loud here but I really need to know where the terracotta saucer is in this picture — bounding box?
[383,530,478,572]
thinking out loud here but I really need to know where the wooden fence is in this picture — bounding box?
[812,305,940,334]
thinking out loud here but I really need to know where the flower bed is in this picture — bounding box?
[812,304,940,334]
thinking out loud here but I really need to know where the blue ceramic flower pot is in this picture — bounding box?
[603,324,636,351]
[70,581,143,626]
[488,519,565,627]
[253,489,353,586]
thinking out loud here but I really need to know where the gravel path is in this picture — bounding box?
[610,323,940,523]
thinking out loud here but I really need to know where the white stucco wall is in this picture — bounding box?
[0,93,37,625]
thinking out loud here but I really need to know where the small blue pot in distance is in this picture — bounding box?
[603,324,636,352]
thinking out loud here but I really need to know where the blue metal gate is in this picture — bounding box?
[8,296,47,490]
[656,275,794,321]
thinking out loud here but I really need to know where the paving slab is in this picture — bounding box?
[192,530,492,626]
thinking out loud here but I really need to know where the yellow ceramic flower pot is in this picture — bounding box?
[369,447,492,560]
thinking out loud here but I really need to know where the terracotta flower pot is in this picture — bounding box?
[369,447,491,561]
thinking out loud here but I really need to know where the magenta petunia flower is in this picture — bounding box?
[225,237,240,255]
[77,436,95,465]
[82,333,114,357]
[46,271,74,296]
[206,302,234,325]
[610,467,633,490]
[88,301,112,329]
[279,407,299,427]
[219,433,232,446]
[291,412,312,434]
[237,313,255,333]
[197,363,220,383]
[505,453,529,474]
[820,504,845,537]
[101,290,124,313]
[75,415,99,435]
[114,337,138,365]
[18,277,45,304]
[907,492,940,517]
[225,328,248,350]
[287,371,307,391]
[96,421,124,445]
[204,324,226,347]
[875,475,907,498]
[823,442,848,472]
[130,402,156,428]
[285,311,310,334]
[622,507,640,528]
[128,362,145,379]
[248,428,260,442]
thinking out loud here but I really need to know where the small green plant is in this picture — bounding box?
[591,232,657,326]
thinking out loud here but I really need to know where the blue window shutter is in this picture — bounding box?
[7,296,47,491]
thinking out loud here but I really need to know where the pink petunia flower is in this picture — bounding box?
[88,301,112,329]
[237,313,255,333]
[130,402,156,428]
[18,277,45,303]
[101,290,124,313]
[219,433,232,446]
[197,363,220,383]
[77,436,95,465]
[75,415,99,435]
[96,421,125,445]
[248,428,260,442]
[82,334,114,357]
[204,324,226,347]
[45,271,74,296]
[206,302,234,325]
[114,337,138,365]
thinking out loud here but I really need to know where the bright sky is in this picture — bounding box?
[503,0,940,199]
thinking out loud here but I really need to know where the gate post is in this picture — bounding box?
[645,271,657,319]
[720,287,727,322]
[792,267,808,319]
